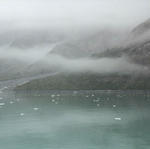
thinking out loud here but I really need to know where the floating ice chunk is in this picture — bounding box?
[33,108,39,111]
[10,101,14,104]
[73,91,78,94]
[20,113,25,116]
[92,94,95,97]
[113,105,116,108]
[52,99,55,102]
[51,95,55,98]
[55,102,58,104]
[114,117,122,121]
[0,103,5,106]
[4,87,8,89]
[0,97,3,100]
[93,99,99,102]
[97,104,100,107]
[16,98,20,102]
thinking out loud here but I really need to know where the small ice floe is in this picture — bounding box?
[0,97,3,100]
[0,103,5,106]
[52,99,55,102]
[91,94,95,97]
[93,99,99,103]
[55,102,58,104]
[51,95,55,98]
[20,113,25,116]
[97,104,100,107]
[73,91,78,94]
[0,86,8,92]
[10,101,14,104]
[3,87,8,90]
[114,117,122,121]
[57,94,60,97]
[86,95,89,98]
[16,98,20,102]
[33,107,39,111]
[113,105,116,108]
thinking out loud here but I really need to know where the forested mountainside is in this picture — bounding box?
[15,73,150,90]
[15,18,150,90]
[93,19,150,66]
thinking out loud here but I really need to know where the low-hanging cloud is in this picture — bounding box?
[0,45,148,75]
[45,55,148,74]
[0,0,149,79]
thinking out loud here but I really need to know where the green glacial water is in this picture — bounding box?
[0,90,150,149]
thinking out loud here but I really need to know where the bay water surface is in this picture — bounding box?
[0,90,150,149]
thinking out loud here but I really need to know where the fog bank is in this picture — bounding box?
[0,45,148,75]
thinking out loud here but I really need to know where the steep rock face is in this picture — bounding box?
[50,18,150,59]
[94,18,150,66]
[131,18,150,37]
[124,41,150,66]
[49,30,125,58]
[94,40,150,66]
[126,18,150,46]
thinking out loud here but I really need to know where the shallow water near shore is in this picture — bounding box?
[0,90,150,149]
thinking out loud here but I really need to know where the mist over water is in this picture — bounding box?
[0,44,148,75]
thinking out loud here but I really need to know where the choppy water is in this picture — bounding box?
[0,90,150,149]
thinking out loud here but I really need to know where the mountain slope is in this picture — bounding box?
[49,30,125,58]
[15,73,150,90]
[15,18,150,90]
[93,40,150,66]
[131,18,150,37]
[93,18,150,66]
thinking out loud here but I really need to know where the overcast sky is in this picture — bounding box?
[0,0,150,30]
